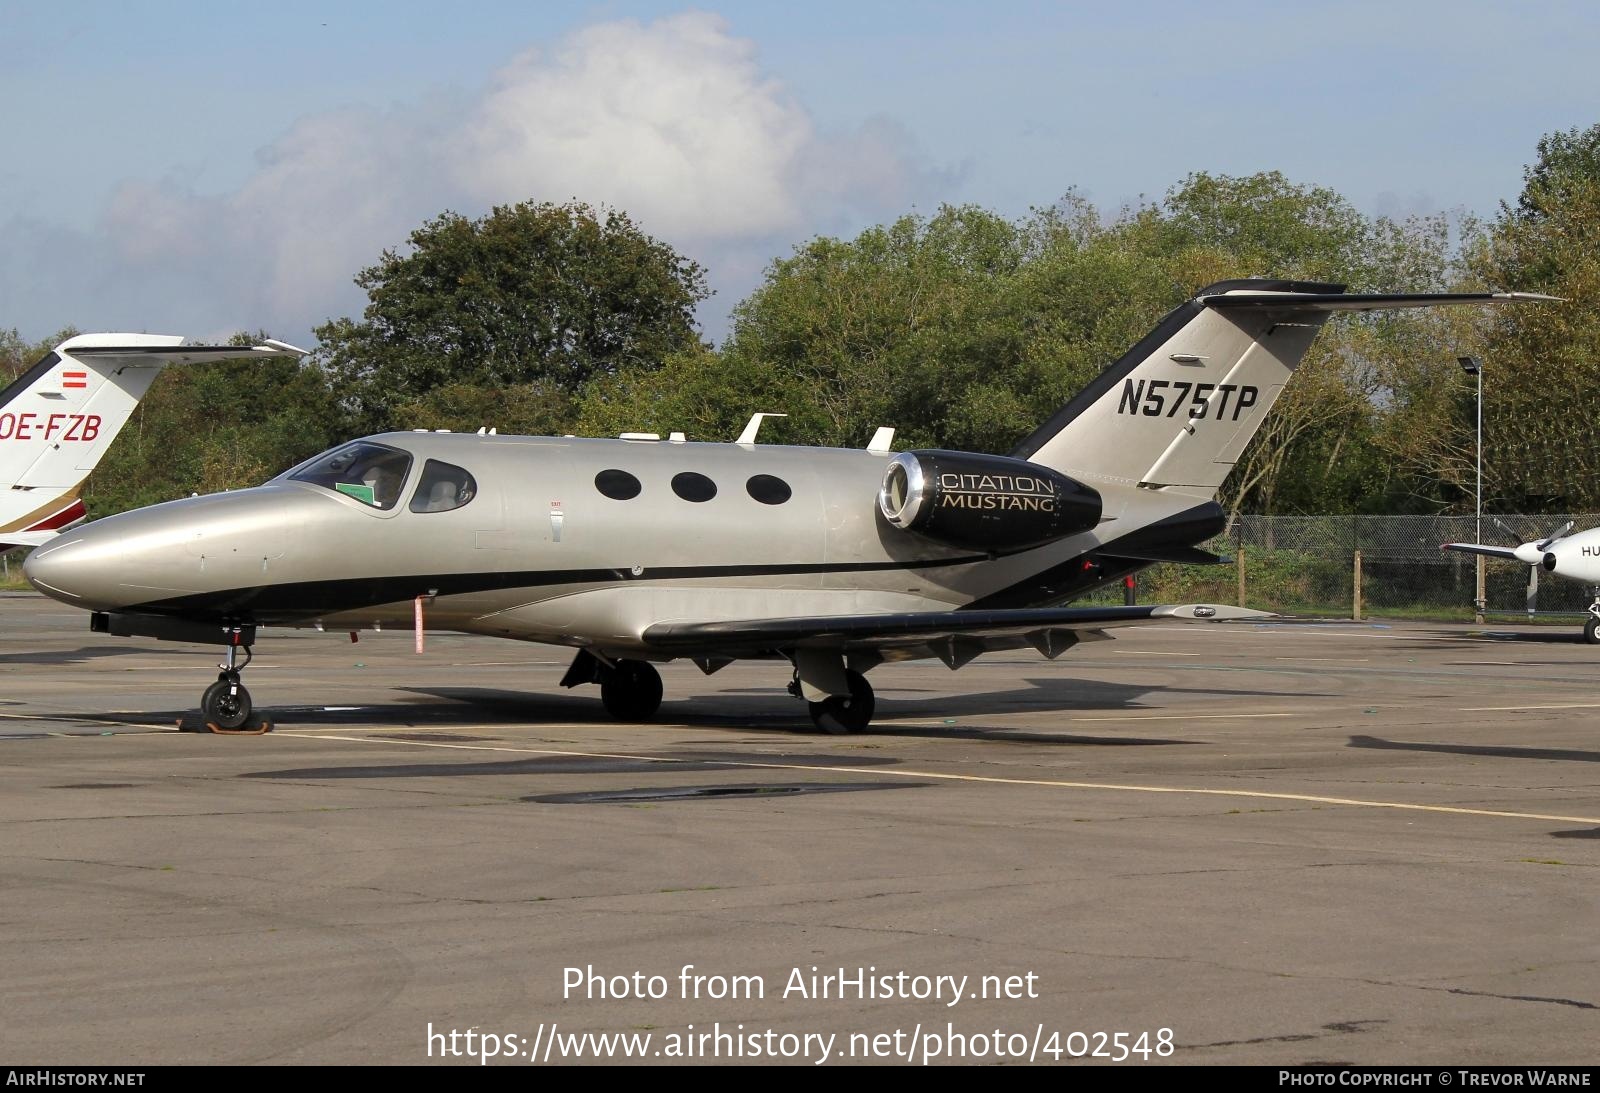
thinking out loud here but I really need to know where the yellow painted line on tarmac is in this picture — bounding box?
[279,731,1600,827]
[1460,703,1600,712]
[1051,711,1296,723]
[0,710,168,731]
[1273,657,1371,662]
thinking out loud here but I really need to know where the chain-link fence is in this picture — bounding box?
[1102,514,1600,621]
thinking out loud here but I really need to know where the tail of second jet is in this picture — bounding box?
[0,333,305,548]
[1009,279,1551,497]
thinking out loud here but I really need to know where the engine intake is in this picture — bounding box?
[878,450,1101,551]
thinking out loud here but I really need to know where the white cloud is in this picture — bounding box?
[459,13,813,240]
[2,12,947,346]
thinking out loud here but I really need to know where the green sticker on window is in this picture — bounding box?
[335,482,376,505]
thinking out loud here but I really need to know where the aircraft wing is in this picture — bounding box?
[642,603,1269,660]
[1442,542,1521,561]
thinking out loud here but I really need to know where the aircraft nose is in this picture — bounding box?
[24,531,122,606]
[25,485,313,612]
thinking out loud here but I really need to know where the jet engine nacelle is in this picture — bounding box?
[877,450,1102,551]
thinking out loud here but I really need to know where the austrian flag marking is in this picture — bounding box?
[61,371,88,388]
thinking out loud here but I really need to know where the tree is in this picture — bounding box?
[1467,123,1600,509]
[317,201,709,432]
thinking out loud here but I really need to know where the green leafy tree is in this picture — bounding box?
[318,201,709,432]
[577,345,819,442]
[1468,123,1600,509]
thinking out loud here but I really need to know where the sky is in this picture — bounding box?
[3,1,1598,349]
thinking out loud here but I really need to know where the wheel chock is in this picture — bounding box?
[176,715,274,735]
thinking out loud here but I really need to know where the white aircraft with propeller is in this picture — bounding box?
[1443,520,1600,641]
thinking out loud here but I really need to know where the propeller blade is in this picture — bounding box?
[1537,520,1576,551]
[1526,563,1539,618]
[1491,516,1521,544]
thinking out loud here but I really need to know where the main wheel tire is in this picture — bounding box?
[808,669,875,735]
[201,679,253,730]
[600,659,664,721]
[1584,617,1600,645]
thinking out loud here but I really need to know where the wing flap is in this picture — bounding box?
[642,603,1269,654]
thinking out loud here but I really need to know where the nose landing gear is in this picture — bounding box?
[200,635,254,730]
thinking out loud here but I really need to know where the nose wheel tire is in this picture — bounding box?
[1584,617,1600,645]
[202,676,253,730]
[808,669,875,735]
[600,659,663,721]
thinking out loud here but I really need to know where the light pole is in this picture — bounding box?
[1458,356,1483,623]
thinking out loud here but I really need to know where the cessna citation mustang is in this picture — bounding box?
[0,333,303,548]
[25,280,1550,732]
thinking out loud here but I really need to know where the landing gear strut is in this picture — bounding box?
[1584,597,1600,645]
[807,669,875,735]
[201,641,253,730]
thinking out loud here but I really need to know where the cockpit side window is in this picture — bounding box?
[288,441,413,510]
[409,459,477,513]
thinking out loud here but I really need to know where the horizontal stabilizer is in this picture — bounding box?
[1200,290,1560,312]
[65,340,306,368]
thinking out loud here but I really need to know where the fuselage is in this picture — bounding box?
[24,431,1218,655]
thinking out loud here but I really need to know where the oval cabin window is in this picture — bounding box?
[745,474,792,505]
[671,471,717,503]
[595,469,642,500]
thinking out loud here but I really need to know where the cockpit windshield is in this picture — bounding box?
[288,441,413,510]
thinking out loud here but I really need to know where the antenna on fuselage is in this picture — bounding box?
[736,413,787,444]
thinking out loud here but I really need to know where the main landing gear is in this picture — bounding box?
[561,650,663,721]
[1584,597,1600,645]
[801,670,875,735]
[201,640,253,730]
[788,649,877,734]
[562,648,878,733]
